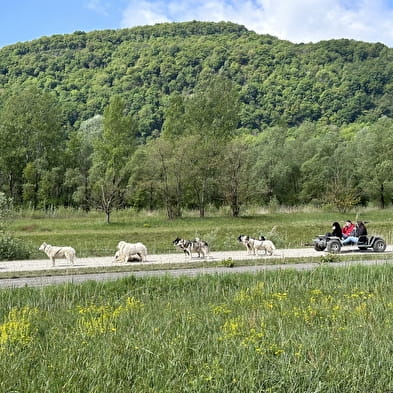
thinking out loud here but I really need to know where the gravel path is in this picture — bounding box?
[0,246,392,288]
[0,248,325,273]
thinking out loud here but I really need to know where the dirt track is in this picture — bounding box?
[0,247,324,273]
[0,246,392,288]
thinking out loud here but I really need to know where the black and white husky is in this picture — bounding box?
[238,235,257,254]
[173,237,209,259]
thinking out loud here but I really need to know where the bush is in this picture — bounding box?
[258,225,286,248]
[320,253,341,263]
[0,192,12,230]
[221,257,235,267]
[0,233,32,260]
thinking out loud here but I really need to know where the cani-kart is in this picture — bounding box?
[313,234,386,254]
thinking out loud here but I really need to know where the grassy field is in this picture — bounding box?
[6,206,393,258]
[1,264,393,392]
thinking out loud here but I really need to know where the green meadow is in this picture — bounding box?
[1,207,393,391]
[1,265,393,392]
[7,206,393,258]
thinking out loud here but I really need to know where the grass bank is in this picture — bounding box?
[6,206,393,258]
[0,264,392,392]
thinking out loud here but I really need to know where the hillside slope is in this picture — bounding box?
[1,21,393,135]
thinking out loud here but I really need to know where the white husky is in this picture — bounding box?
[247,238,276,256]
[114,250,143,263]
[39,242,76,266]
[116,241,147,262]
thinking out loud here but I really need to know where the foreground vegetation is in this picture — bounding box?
[5,206,393,259]
[1,265,393,392]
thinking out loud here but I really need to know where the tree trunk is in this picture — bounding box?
[198,186,205,218]
[380,183,385,209]
[231,198,240,217]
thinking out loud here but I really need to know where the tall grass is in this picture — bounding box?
[6,206,393,258]
[0,265,393,392]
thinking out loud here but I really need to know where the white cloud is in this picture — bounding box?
[87,0,110,16]
[120,0,170,27]
[257,0,393,44]
[120,0,393,46]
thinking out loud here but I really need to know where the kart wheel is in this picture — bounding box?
[327,240,341,254]
[373,239,386,252]
[314,243,326,251]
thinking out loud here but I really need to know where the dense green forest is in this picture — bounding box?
[0,21,393,219]
[1,21,393,130]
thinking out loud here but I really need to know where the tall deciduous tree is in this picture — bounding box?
[354,118,393,208]
[181,75,240,217]
[89,96,138,223]
[0,86,65,205]
[129,135,193,219]
[250,126,294,205]
[64,115,103,211]
[151,138,181,219]
[219,136,253,216]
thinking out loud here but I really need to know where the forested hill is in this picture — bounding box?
[1,20,393,135]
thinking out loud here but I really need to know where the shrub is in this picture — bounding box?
[320,253,341,263]
[258,225,286,248]
[0,192,12,230]
[0,233,32,260]
[221,257,235,267]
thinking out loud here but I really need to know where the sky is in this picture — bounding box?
[2,0,393,49]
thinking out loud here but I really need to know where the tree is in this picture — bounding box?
[319,140,360,212]
[250,126,295,205]
[323,177,360,212]
[219,136,253,216]
[295,124,352,205]
[22,162,40,209]
[129,136,192,219]
[64,115,103,211]
[0,86,65,204]
[180,75,240,217]
[126,147,161,211]
[89,96,138,223]
[354,118,393,208]
[161,93,186,139]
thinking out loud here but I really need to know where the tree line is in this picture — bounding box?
[0,78,392,222]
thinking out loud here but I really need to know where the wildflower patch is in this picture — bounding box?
[0,306,39,350]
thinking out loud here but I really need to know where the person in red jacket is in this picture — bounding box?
[342,220,355,239]
[342,221,368,245]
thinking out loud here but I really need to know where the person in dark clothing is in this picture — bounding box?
[332,222,343,238]
[330,222,343,238]
[357,221,367,236]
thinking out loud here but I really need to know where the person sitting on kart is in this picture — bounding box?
[342,220,355,239]
[342,221,367,245]
[330,222,343,238]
